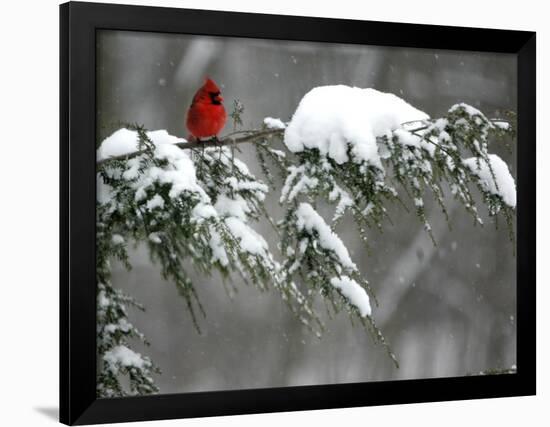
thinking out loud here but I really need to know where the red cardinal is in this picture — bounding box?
[186,77,227,140]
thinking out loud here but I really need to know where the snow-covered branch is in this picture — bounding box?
[96,85,516,396]
[96,127,284,166]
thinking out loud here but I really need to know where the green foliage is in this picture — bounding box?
[383,104,516,243]
[279,104,515,247]
[96,102,516,397]
[273,103,515,369]
[96,283,159,397]
[96,128,314,397]
[278,202,398,366]
[96,210,159,397]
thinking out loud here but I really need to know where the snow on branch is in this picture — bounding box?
[96,282,159,397]
[97,126,284,166]
[284,85,429,167]
[283,202,371,315]
[279,86,516,243]
[96,84,516,396]
[464,154,516,208]
[96,126,315,397]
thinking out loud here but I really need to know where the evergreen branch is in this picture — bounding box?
[97,128,284,166]
[97,117,508,168]
[409,130,456,158]
[96,99,516,397]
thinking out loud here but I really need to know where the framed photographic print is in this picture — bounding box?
[60,1,536,424]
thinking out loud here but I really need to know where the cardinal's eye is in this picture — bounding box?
[209,91,222,104]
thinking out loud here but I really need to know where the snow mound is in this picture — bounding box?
[295,202,356,270]
[330,276,371,317]
[104,345,147,371]
[284,86,429,166]
[263,117,286,129]
[225,217,269,256]
[97,130,210,212]
[148,143,208,200]
[463,154,516,207]
[97,128,186,161]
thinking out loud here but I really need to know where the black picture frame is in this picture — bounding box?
[60,1,536,424]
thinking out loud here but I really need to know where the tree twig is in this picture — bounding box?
[97,128,284,166]
[409,130,456,158]
[97,117,508,167]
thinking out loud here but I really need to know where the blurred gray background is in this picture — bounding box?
[97,30,517,394]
